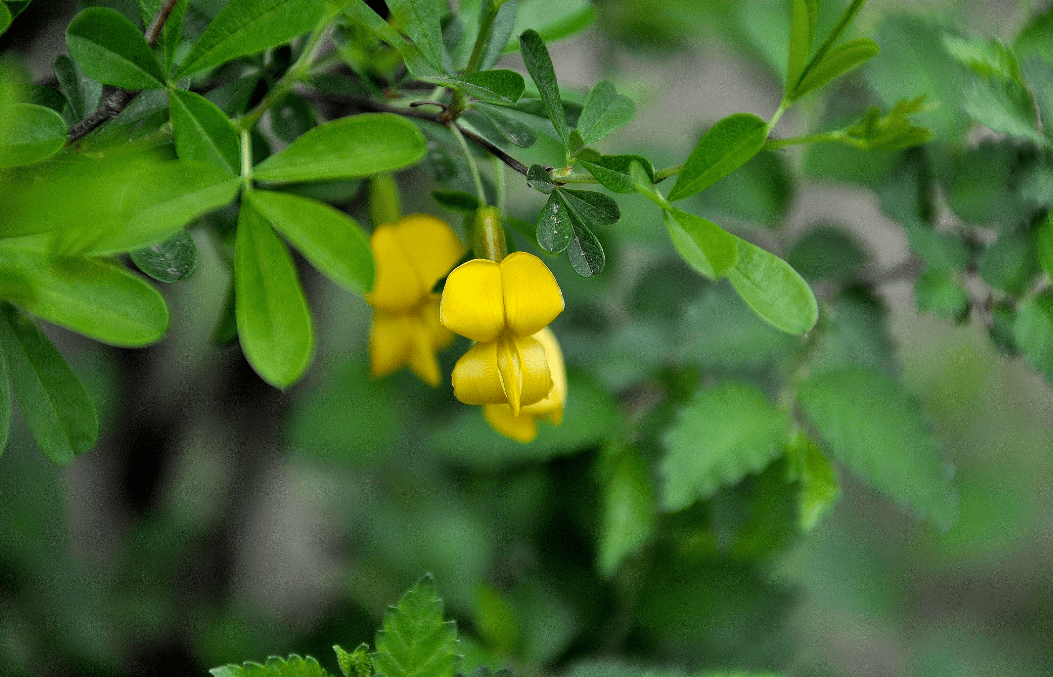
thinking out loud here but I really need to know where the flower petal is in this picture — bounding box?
[407,316,442,386]
[394,215,466,291]
[369,311,413,377]
[520,327,566,422]
[500,252,564,337]
[496,335,552,416]
[420,298,454,350]
[440,259,506,342]
[452,341,508,404]
[366,225,424,313]
[484,404,538,442]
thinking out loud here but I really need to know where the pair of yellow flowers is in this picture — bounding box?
[365,214,566,443]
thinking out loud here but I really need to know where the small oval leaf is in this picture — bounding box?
[0,103,67,168]
[130,229,198,283]
[567,222,605,276]
[253,113,426,184]
[451,69,525,103]
[576,80,635,145]
[668,113,767,202]
[727,238,818,335]
[519,28,569,147]
[663,208,739,280]
[234,197,314,388]
[66,7,166,89]
[537,191,573,252]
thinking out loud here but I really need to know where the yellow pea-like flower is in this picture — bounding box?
[366,215,465,386]
[440,251,566,438]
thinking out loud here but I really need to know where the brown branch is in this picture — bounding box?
[67,0,182,145]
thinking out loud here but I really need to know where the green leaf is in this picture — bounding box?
[902,223,968,273]
[667,113,767,202]
[65,7,166,89]
[793,38,879,100]
[210,654,334,677]
[113,175,240,254]
[566,219,605,277]
[727,238,818,335]
[1014,291,1053,387]
[577,154,655,194]
[130,229,198,283]
[0,103,67,168]
[473,103,537,147]
[0,304,98,465]
[372,575,460,677]
[0,4,11,36]
[503,0,595,52]
[799,367,957,530]
[271,93,318,144]
[963,77,1045,146]
[661,381,788,512]
[867,16,970,140]
[599,448,655,577]
[387,0,447,74]
[575,80,635,145]
[234,197,314,389]
[978,229,1039,295]
[537,191,573,252]
[663,208,739,280]
[168,88,240,175]
[526,163,557,193]
[247,190,374,295]
[519,29,569,147]
[1038,213,1053,278]
[913,268,969,323]
[786,432,840,531]
[787,0,819,92]
[177,0,326,77]
[52,54,100,122]
[334,644,371,677]
[559,188,620,227]
[253,113,426,183]
[341,1,439,78]
[450,69,525,103]
[0,251,170,347]
[787,225,868,281]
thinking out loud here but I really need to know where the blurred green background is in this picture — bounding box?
[1,0,1052,676]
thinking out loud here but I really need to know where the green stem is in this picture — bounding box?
[240,128,253,190]
[465,0,507,74]
[450,123,487,205]
[765,130,846,150]
[239,24,332,131]
[766,98,790,136]
[654,164,682,182]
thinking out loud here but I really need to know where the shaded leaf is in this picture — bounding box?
[451,69,525,103]
[210,654,333,677]
[52,54,100,122]
[577,154,655,193]
[599,448,655,577]
[668,113,767,202]
[793,38,879,100]
[253,113,426,183]
[661,381,788,512]
[566,220,605,277]
[130,229,198,283]
[270,92,317,145]
[913,268,969,323]
[1014,291,1053,388]
[473,103,537,147]
[526,163,557,193]
[536,191,572,252]
[799,367,957,530]
[576,80,635,144]
[431,190,480,213]
[560,188,619,227]
[519,28,568,147]
[66,7,166,89]
[247,190,374,295]
[387,0,447,74]
[0,304,98,465]
[727,238,818,335]
[786,432,840,531]
[234,197,314,388]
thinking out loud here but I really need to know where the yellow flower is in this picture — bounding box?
[366,215,465,386]
[482,327,566,442]
[439,251,566,440]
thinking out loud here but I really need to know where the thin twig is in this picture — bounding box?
[67,0,182,145]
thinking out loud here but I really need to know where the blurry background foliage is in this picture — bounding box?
[0,0,1052,676]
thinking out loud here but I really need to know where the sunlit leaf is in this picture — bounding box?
[727,238,818,335]
[169,88,241,175]
[663,208,738,280]
[0,103,67,168]
[668,113,767,202]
